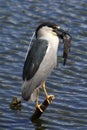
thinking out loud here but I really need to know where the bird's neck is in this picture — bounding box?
[38,35,59,51]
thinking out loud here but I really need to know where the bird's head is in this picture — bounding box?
[35,22,60,39]
[35,22,72,65]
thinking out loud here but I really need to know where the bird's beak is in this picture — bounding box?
[56,26,72,65]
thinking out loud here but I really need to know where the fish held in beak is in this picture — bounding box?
[56,27,72,65]
[63,33,72,65]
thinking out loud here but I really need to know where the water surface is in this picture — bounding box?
[0,0,87,130]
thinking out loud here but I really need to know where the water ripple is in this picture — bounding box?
[0,0,87,130]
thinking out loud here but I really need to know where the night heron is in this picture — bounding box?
[22,22,71,111]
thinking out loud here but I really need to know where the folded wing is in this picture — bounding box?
[23,39,48,81]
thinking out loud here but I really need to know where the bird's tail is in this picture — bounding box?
[22,80,37,101]
[29,89,37,101]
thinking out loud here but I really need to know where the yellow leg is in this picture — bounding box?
[35,88,43,112]
[42,82,55,104]
[42,82,48,98]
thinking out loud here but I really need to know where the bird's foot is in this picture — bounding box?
[36,104,43,112]
[46,95,55,104]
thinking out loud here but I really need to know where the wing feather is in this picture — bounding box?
[23,39,48,80]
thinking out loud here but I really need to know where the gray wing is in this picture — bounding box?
[23,39,48,80]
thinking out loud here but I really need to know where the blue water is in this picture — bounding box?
[0,0,87,130]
